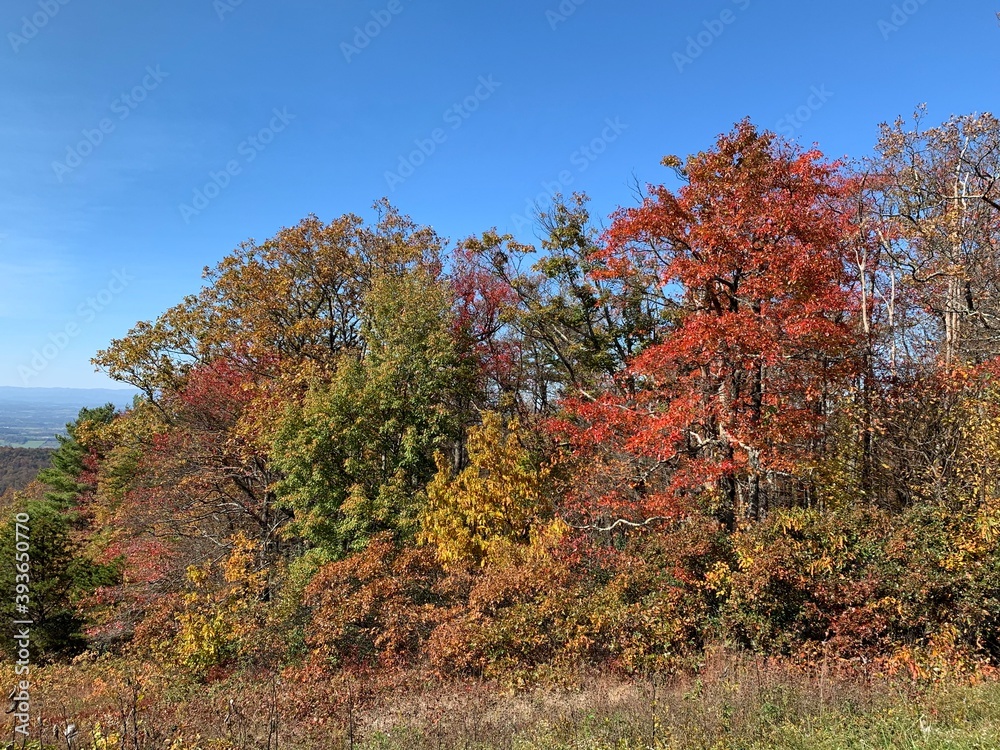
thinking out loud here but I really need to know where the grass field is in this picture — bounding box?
[357,673,1000,750]
[8,656,1000,749]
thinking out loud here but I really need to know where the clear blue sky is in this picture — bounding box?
[1,0,997,388]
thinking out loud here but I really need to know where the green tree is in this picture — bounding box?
[272,267,476,555]
[0,498,118,660]
[37,404,117,509]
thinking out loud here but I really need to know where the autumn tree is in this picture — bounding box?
[420,412,553,568]
[91,203,460,557]
[93,201,445,402]
[459,194,664,413]
[84,205,465,659]
[872,109,1000,366]
[559,121,860,530]
[112,360,286,567]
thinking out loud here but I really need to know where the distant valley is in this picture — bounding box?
[0,386,139,448]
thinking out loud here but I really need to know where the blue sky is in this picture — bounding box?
[0,0,997,388]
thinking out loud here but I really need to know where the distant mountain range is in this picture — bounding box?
[0,387,139,448]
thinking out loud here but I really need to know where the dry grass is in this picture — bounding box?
[3,652,1000,749]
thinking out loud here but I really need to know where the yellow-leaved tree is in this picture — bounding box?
[420,412,552,568]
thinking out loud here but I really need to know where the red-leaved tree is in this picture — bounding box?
[556,121,861,530]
